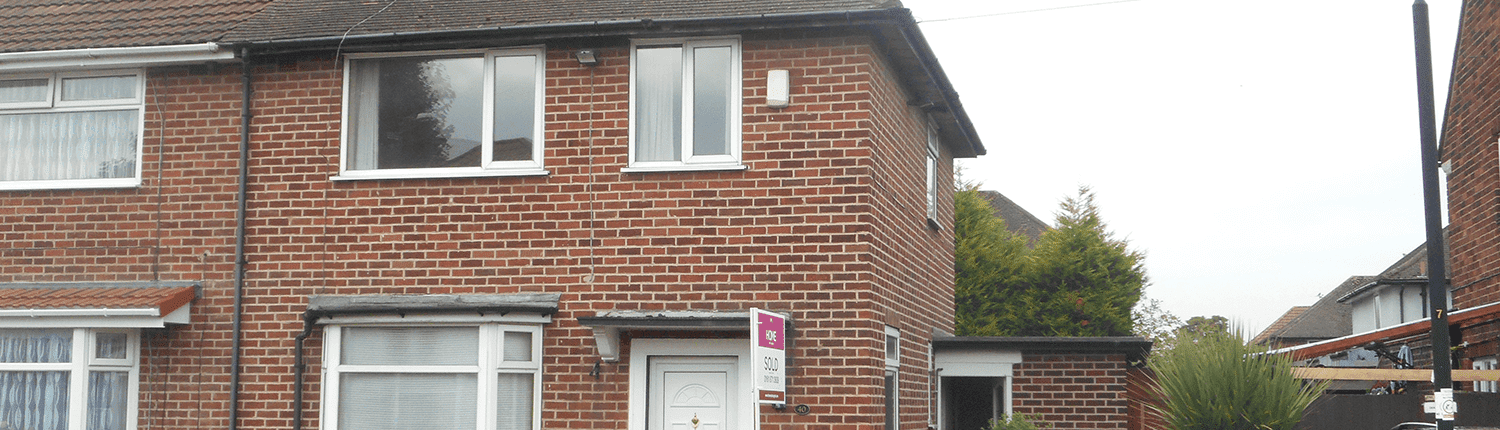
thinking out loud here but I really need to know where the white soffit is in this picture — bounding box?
[0,43,235,72]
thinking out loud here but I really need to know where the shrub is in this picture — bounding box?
[1149,327,1326,430]
[986,414,1048,430]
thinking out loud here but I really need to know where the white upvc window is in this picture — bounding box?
[885,326,901,430]
[0,328,140,430]
[925,124,940,224]
[322,323,543,430]
[0,70,144,190]
[338,47,547,180]
[626,37,743,172]
[1475,357,1498,393]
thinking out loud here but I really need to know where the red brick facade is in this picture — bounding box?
[0,29,964,430]
[1444,0,1500,381]
[1011,354,1132,430]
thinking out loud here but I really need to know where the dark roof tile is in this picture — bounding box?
[0,0,276,53]
[224,0,901,43]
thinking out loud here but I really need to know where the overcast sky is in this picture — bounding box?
[904,0,1463,335]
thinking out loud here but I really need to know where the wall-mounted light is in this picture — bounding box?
[767,69,790,108]
[575,50,599,66]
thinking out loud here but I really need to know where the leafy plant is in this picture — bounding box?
[986,414,1048,430]
[1149,326,1325,430]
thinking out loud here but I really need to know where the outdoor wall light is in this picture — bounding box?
[575,49,599,66]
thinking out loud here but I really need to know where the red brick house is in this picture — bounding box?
[0,1,1159,430]
[0,0,991,429]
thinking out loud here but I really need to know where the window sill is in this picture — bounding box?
[331,168,550,182]
[0,178,140,191]
[621,163,748,174]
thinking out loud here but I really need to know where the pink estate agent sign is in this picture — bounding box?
[751,308,786,404]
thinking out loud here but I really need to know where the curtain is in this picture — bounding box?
[341,373,477,430]
[0,330,73,430]
[495,373,532,430]
[635,46,683,162]
[0,110,138,182]
[86,372,127,430]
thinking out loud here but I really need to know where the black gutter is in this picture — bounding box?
[229,47,253,430]
[231,8,985,157]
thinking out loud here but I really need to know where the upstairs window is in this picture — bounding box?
[340,47,545,180]
[925,125,941,225]
[0,70,143,190]
[628,38,742,172]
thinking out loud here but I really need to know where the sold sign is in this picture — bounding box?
[751,308,786,404]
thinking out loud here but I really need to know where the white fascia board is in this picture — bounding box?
[0,43,235,72]
[0,305,191,328]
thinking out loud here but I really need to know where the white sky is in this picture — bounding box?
[905,0,1462,335]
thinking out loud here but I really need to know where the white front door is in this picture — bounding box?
[648,356,738,430]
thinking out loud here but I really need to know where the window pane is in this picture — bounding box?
[496,373,533,430]
[634,46,683,162]
[0,371,69,430]
[0,329,72,363]
[342,327,478,366]
[87,371,128,430]
[0,79,48,104]
[502,331,532,362]
[493,55,538,162]
[348,56,484,170]
[341,373,477,430]
[0,110,138,182]
[691,46,731,157]
[95,333,127,360]
[60,75,136,101]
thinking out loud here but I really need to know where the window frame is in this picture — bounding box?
[625,37,745,173]
[321,322,544,430]
[884,326,901,430]
[0,69,145,191]
[335,46,549,181]
[925,124,941,225]
[0,328,142,430]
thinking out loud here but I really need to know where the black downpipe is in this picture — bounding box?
[293,313,317,430]
[230,47,253,430]
[1412,1,1453,429]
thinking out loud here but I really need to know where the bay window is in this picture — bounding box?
[322,324,542,430]
[339,47,546,179]
[628,38,742,171]
[0,328,139,430]
[0,70,143,190]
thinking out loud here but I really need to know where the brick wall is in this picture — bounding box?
[1444,0,1500,371]
[1011,353,1132,430]
[0,26,957,430]
[234,32,952,430]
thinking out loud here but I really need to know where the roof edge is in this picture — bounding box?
[0,43,236,73]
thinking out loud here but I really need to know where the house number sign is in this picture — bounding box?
[751,308,787,405]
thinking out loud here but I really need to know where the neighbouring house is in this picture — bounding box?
[977,190,1048,246]
[1270,1,1500,422]
[0,1,1146,430]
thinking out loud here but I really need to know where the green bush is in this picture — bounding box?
[986,414,1048,430]
[1149,327,1326,430]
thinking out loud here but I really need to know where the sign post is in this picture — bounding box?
[751,308,787,405]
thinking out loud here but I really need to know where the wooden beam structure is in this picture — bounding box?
[1292,367,1500,381]
[1272,301,1500,361]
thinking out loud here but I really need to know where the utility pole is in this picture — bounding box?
[1411,1,1453,429]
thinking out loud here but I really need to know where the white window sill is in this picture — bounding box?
[0,178,140,191]
[621,164,748,174]
[331,168,550,181]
